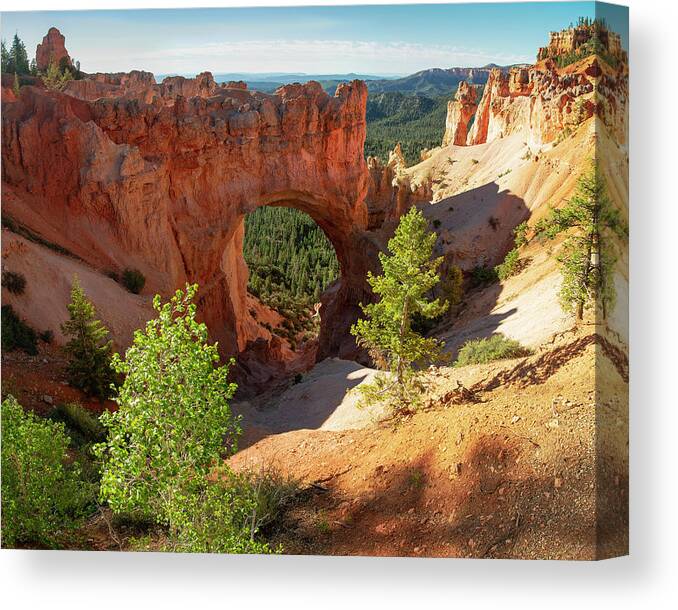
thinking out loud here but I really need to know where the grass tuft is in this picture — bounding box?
[454,334,531,367]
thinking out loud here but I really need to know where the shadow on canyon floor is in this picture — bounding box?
[274,433,626,559]
[425,182,531,359]
[235,359,376,443]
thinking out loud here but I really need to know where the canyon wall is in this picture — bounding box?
[1,68,375,383]
[442,81,478,146]
[462,56,627,148]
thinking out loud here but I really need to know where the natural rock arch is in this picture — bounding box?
[1,75,381,381]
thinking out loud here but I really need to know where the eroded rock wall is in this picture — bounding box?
[1,75,373,377]
[465,58,627,148]
[442,81,478,146]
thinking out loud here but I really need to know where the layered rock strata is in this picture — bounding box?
[2,74,374,376]
[442,81,478,146]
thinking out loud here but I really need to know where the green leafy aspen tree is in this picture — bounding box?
[1,395,93,548]
[61,277,115,399]
[351,207,448,412]
[95,285,270,553]
[535,161,627,319]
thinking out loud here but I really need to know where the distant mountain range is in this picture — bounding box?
[156,65,522,96]
[365,65,526,96]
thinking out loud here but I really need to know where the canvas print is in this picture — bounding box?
[0,2,628,559]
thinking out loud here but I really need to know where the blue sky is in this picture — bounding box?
[1,2,628,76]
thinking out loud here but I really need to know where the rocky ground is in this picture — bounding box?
[229,325,628,560]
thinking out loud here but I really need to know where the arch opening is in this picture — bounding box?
[242,204,341,357]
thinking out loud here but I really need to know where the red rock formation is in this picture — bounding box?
[62,71,156,102]
[442,81,478,146]
[1,74,375,383]
[466,57,627,147]
[62,70,222,103]
[366,144,432,230]
[157,71,218,99]
[35,27,72,71]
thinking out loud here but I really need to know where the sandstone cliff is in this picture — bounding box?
[464,56,627,148]
[366,144,433,230]
[442,81,478,146]
[2,70,374,385]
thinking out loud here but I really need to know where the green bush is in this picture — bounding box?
[122,268,146,294]
[1,304,37,355]
[51,402,106,444]
[61,278,115,399]
[244,468,301,536]
[470,265,499,288]
[495,247,521,280]
[167,468,280,554]
[442,264,464,307]
[1,270,26,295]
[95,285,271,553]
[454,334,531,367]
[1,396,94,548]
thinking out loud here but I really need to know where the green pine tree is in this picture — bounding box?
[351,207,448,413]
[61,277,115,399]
[535,160,627,319]
[8,33,29,75]
[1,40,9,73]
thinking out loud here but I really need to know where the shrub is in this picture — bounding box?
[470,265,499,287]
[167,468,277,554]
[122,268,145,294]
[432,219,442,229]
[471,158,479,164]
[1,270,26,295]
[495,247,521,280]
[39,329,54,343]
[1,304,37,355]
[244,467,302,536]
[61,278,115,399]
[454,334,531,367]
[441,263,464,308]
[1,395,93,548]
[513,221,529,248]
[52,402,106,444]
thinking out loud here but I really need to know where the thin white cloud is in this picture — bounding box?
[110,39,530,74]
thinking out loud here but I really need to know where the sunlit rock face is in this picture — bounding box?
[466,57,627,148]
[35,27,72,72]
[442,81,478,146]
[2,57,376,382]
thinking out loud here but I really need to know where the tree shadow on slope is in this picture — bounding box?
[421,181,531,360]
[234,359,377,437]
[280,432,627,559]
